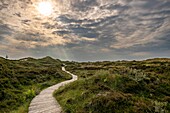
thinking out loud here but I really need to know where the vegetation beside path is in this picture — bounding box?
[0,56,71,113]
[54,58,170,113]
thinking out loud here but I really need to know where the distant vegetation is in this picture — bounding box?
[54,58,170,113]
[0,56,71,113]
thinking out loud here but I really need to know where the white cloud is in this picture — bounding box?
[0,0,170,60]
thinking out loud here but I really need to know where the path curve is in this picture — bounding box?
[28,67,77,113]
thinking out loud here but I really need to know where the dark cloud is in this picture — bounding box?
[0,24,12,35]
[0,24,13,43]
[72,0,98,11]
[0,0,170,60]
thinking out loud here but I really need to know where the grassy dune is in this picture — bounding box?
[0,56,71,113]
[54,58,170,113]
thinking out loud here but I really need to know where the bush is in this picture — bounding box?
[24,89,35,100]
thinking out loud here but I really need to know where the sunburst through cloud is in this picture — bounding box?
[0,0,170,61]
[37,1,53,16]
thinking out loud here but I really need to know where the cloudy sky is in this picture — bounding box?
[0,0,170,61]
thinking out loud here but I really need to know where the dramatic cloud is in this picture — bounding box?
[0,0,170,61]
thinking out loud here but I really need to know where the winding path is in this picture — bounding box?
[28,67,77,113]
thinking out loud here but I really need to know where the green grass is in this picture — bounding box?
[10,101,30,113]
[55,58,170,113]
[0,56,71,113]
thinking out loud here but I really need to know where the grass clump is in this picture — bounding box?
[55,58,170,113]
[0,56,71,113]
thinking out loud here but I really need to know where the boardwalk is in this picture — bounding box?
[28,67,77,113]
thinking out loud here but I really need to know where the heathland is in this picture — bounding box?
[54,58,170,113]
[1,57,170,113]
[0,56,71,113]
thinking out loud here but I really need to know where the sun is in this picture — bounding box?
[37,1,53,16]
